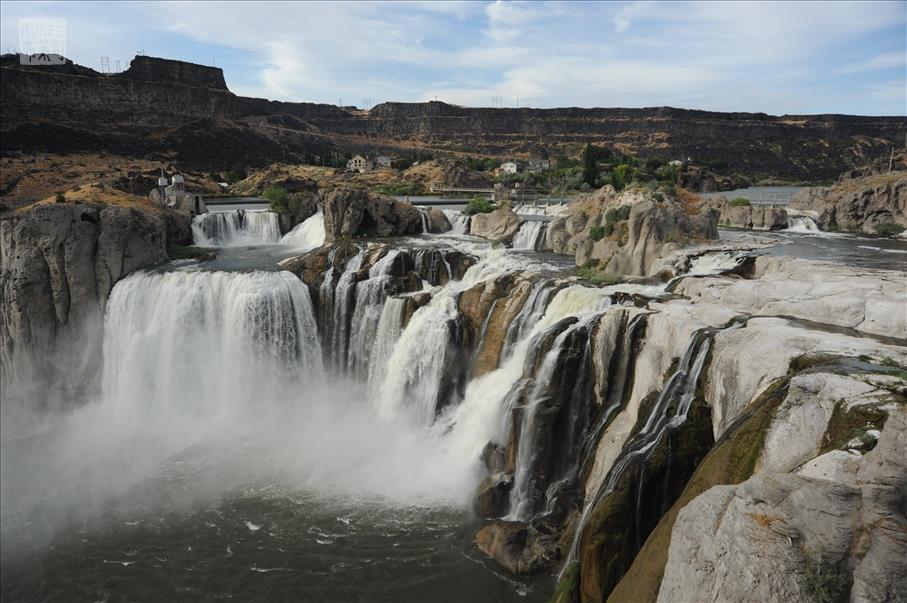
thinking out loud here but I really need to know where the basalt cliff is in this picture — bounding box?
[2,55,905,181]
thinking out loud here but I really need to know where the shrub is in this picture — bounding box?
[612,163,636,191]
[603,222,615,237]
[577,261,623,285]
[589,225,606,241]
[263,186,289,212]
[464,196,496,216]
[804,550,848,603]
[605,204,632,225]
[875,222,905,237]
[54,192,66,204]
[730,197,751,207]
[224,168,247,184]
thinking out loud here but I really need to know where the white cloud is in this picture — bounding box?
[1,0,903,114]
[839,51,907,74]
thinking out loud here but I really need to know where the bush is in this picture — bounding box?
[605,204,632,225]
[589,225,606,241]
[54,192,66,204]
[577,261,623,285]
[603,222,615,237]
[875,222,905,237]
[263,186,289,212]
[464,196,496,216]
[612,163,636,191]
[730,197,751,207]
[224,168,247,184]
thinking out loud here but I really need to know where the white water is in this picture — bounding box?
[511,221,548,250]
[442,210,471,235]
[281,211,326,250]
[192,210,282,246]
[785,214,821,233]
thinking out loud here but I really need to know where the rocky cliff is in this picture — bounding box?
[0,203,186,407]
[2,54,905,180]
[790,159,907,234]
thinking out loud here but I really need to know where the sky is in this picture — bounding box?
[1,1,905,115]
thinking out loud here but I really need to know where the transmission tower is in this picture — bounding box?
[100,57,109,73]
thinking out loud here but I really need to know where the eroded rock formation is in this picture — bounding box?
[0,203,179,406]
[321,188,422,241]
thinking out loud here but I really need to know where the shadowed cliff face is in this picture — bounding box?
[2,55,905,179]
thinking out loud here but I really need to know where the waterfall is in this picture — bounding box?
[328,250,367,369]
[559,322,739,577]
[347,250,404,376]
[511,221,548,250]
[281,210,326,250]
[367,296,409,394]
[785,214,820,233]
[418,208,430,233]
[192,210,282,246]
[508,316,597,520]
[443,210,471,235]
[372,294,458,425]
[103,269,323,419]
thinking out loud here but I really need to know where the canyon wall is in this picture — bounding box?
[2,55,905,179]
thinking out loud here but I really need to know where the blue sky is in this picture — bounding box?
[1,1,904,115]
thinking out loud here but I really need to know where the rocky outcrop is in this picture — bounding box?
[547,186,719,277]
[790,170,907,234]
[468,206,521,243]
[677,166,749,193]
[1,203,171,406]
[710,196,788,230]
[658,397,906,603]
[321,188,422,241]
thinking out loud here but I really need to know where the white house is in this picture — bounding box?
[500,161,519,175]
[149,172,206,215]
[375,155,393,169]
[668,159,684,168]
[347,155,374,173]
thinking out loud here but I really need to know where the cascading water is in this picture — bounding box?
[347,250,404,376]
[281,210,326,250]
[785,214,820,233]
[192,209,282,246]
[511,221,548,250]
[559,320,740,576]
[443,210,471,235]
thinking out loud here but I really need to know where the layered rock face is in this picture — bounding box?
[710,197,788,230]
[791,170,907,234]
[321,189,423,241]
[3,55,905,179]
[0,203,176,406]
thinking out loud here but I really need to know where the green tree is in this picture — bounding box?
[612,163,635,191]
[263,186,289,212]
[582,143,597,188]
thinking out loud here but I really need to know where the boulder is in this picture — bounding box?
[469,206,521,243]
[424,207,452,234]
[322,188,422,241]
[474,520,558,575]
[473,472,514,518]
